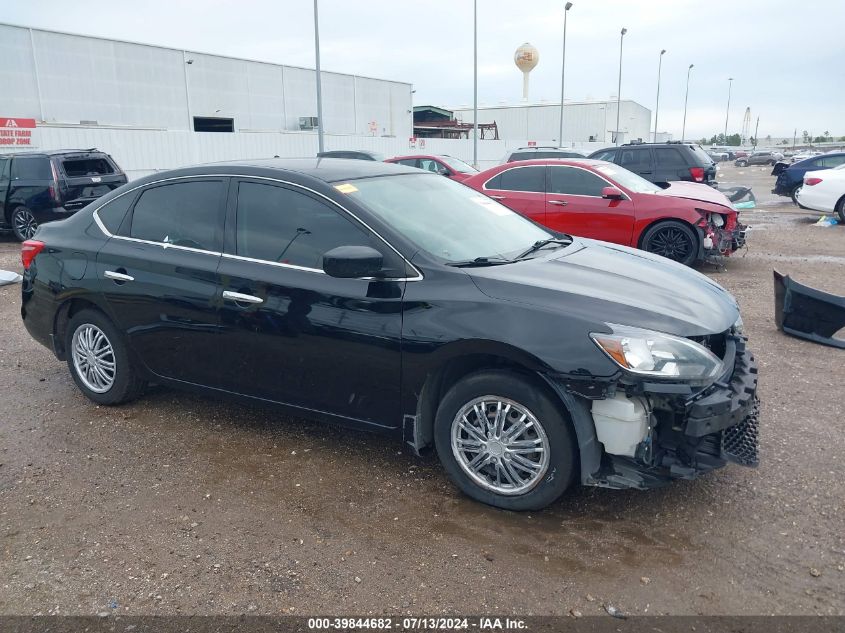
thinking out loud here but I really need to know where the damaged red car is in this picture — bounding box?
[462,159,746,266]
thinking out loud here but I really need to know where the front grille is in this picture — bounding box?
[721,397,759,467]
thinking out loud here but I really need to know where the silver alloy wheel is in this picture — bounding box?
[71,324,117,393]
[13,208,38,240]
[450,396,550,496]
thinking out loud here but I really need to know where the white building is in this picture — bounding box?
[451,100,652,146]
[0,23,413,177]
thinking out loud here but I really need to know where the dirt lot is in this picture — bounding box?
[1,164,843,617]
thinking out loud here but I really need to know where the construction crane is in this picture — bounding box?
[740,107,751,145]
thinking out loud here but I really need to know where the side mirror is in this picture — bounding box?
[601,186,625,200]
[322,245,384,279]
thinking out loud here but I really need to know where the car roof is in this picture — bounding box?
[488,158,609,169]
[0,149,106,158]
[145,158,422,183]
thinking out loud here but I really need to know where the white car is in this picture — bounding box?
[795,164,845,221]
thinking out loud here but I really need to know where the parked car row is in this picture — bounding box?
[19,157,760,511]
[771,152,845,205]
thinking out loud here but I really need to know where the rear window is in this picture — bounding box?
[509,150,582,161]
[11,157,51,180]
[61,157,115,177]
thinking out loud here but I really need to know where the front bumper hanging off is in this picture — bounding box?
[588,334,760,490]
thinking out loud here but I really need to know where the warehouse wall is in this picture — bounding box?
[0,23,412,137]
[31,125,611,180]
[453,101,651,145]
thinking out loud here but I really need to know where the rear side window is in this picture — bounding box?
[235,181,382,271]
[97,193,135,234]
[61,157,115,177]
[549,167,608,196]
[0,157,10,179]
[818,155,845,168]
[654,148,687,168]
[129,180,224,251]
[619,149,653,171]
[486,166,545,192]
[11,157,51,180]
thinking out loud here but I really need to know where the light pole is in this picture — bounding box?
[653,49,666,142]
[723,77,733,143]
[313,0,325,154]
[615,27,626,145]
[681,63,693,141]
[558,1,573,146]
[472,0,478,168]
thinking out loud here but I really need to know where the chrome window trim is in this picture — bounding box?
[91,173,423,282]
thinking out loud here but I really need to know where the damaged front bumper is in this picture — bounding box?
[697,221,748,258]
[584,333,759,490]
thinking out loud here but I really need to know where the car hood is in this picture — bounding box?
[652,181,734,209]
[467,239,739,337]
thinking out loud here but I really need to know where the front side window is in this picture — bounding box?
[549,167,608,196]
[129,180,224,251]
[594,164,661,194]
[235,181,391,272]
[395,159,417,168]
[343,174,554,263]
[417,159,443,173]
[592,150,617,162]
[440,156,477,174]
[485,166,545,192]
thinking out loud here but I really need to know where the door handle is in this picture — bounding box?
[488,195,506,200]
[223,290,264,305]
[104,270,134,282]
[548,200,569,206]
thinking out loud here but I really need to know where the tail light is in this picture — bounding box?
[21,240,45,270]
[689,167,705,182]
[804,177,823,186]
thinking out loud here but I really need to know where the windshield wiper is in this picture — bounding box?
[513,237,572,261]
[447,256,513,268]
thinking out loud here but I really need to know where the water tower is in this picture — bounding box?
[514,43,539,101]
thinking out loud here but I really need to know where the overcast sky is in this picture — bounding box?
[4,0,843,139]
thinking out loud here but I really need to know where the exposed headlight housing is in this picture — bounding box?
[591,324,724,385]
[732,315,744,335]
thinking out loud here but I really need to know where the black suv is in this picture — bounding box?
[316,150,385,161]
[0,150,127,241]
[588,142,717,186]
[504,147,586,163]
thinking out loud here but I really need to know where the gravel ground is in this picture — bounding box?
[0,164,843,617]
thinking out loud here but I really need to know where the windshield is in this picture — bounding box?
[340,174,554,263]
[594,163,661,194]
[440,155,478,174]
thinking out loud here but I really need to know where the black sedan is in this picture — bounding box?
[20,159,759,510]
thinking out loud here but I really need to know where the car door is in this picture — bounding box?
[481,165,546,224]
[545,165,635,245]
[653,147,689,183]
[215,178,407,427]
[617,147,655,182]
[95,177,227,387]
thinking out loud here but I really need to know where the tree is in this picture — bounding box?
[802,130,810,143]
[813,135,826,143]
[749,136,756,147]
[824,130,830,140]
[699,137,708,145]
[726,133,741,146]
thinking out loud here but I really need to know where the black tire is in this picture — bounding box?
[11,206,38,242]
[791,185,808,209]
[433,370,577,511]
[641,220,699,266]
[836,196,845,224]
[736,160,747,167]
[65,309,146,405]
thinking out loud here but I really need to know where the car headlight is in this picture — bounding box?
[732,315,744,335]
[591,324,724,384]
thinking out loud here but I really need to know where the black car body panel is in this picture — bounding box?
[0,150,126,237]
[21,159,759,495]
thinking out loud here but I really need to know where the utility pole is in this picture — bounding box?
[753,116,759,149]
[615,27,627,145]
[558,2,573,146]
[723,77,733,142]
[313,0,325,154]
[653,49,666,142]
[681,64,693,141]
[473,0,478,168]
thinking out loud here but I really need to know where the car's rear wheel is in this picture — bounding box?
[736,160,747,167]
[836,196,845,224]
[791,185,808,209]
[66,309,146,405]
[641,220,698,266]
[434,370,577,511]
[11,206,38,242]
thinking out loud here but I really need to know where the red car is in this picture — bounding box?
[462,159,746,266]
[385,154,478,181]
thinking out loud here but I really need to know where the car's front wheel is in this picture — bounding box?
[66,309,146,405]
[641,220,699,266]
[11,206,38,242]
[434,370,577,511]
[736,160,747,167]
